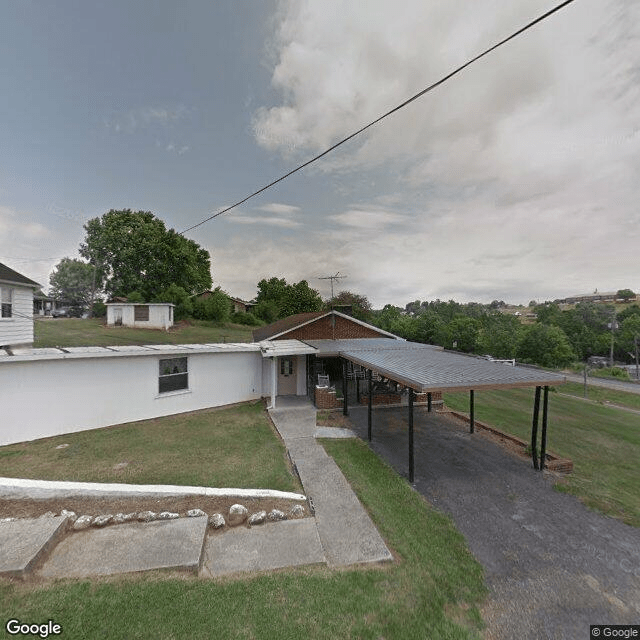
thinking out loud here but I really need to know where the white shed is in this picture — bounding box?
[106,303,175,330]
[0,262,40,349]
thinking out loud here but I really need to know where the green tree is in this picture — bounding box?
[255,277,322,319]
[49,258,94,308]
[617,288,636,302]
[153,284,193,321]
[325,290,372,321]
[476,314,520,358]
[79,209,212,301]
[445,316,480,352]
[516,324,575,368]
[619,316,640,361]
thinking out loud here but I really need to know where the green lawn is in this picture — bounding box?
[34,317,254,348]
[444,388,640,527]
[0,402,297,492]
[0,438,486,640]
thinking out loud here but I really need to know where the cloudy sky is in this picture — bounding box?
[1,0,638,307]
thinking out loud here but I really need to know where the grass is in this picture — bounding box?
[34,317,254,348]
[559,381,640,411]
[0,438,486,639]
[444,388,640,527]
[0,402,298,492]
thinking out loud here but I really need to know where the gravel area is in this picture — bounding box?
[345,405,640,640]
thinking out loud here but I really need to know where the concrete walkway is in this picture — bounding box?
[269,396,392,567]
[0,396,391,580]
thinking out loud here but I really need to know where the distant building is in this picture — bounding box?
[554,290,637,304]
[106,303,175,330]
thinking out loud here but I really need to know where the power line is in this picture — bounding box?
[181,0,577,234]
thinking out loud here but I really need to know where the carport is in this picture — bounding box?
[307,339,566,481]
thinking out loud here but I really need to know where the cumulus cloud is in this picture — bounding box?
[250,0,640,304]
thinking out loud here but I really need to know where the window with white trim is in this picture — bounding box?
[1,287,13,318]
[159,357,188,393]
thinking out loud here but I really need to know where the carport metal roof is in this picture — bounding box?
[306,338,565,392]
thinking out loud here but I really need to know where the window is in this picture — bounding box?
[1,287,13,318]
[159,357,188,393]
[280,358,293,375]
[134,305,149,321]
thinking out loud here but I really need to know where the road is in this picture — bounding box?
[563,373,640,395]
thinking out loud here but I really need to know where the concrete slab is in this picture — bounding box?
[314,427,357,439]
[39,516,208,578]
[202,519,325,577]
[0,516,69,578]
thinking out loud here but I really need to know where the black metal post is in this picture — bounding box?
[469,389,475,434]
[356,374,361,404]
[531,386,541,470]
[408,388,415,482]
[540,386,549,471]
[367,369,372,442]
[342,359,349,416]
[427,392,432,413]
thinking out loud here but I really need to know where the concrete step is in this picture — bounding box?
[38,516,208,578]
[0,516,68,579]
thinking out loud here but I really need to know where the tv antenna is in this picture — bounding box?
[318,272,347,300]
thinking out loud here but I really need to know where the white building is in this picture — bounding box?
[106,303,175,330]
[0,340,315,446]
[0,262,40,349]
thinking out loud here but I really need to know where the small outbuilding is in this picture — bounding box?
[106,303,174,330]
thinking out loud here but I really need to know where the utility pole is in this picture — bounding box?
[608,310,618,367]
[318,272,347,303]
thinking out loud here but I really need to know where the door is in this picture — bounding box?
[113,307,123,326]
[278,357,297,395]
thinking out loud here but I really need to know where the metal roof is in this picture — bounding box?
[340,346,565,392]
[258,339,318,358]
[307,337,429,357]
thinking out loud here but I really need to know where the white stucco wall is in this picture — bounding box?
[0,350,263,446]
[0,285,34,347]
[106,304,174,330]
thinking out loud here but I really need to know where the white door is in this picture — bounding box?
[113,307,123,326]
[278,358,297,395]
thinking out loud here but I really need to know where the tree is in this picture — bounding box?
[326,290,373,321]
[516,324,575,368]
[153,284,193,321]
[49,258,94,308]
[255,277,322,319]
[79,209,212,301]
[192,288,231,323]
[619,316,640,361]
[617,289,636,302]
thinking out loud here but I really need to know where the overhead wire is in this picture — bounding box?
[180,0,577,234]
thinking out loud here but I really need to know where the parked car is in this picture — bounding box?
[51,308,70,318]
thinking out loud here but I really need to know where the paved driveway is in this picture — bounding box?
[345,406,640,640]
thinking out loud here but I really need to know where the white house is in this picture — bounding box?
[0,263,40,349]
[0,340,316,446]
[106,303,175,330]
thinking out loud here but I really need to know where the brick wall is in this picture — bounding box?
[315,386,343,410]
[359,391,444,407]
[279,315,390,341]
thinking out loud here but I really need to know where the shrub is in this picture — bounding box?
[153,284,193,321]
[230,311,260,326]
[91,301,107,318]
